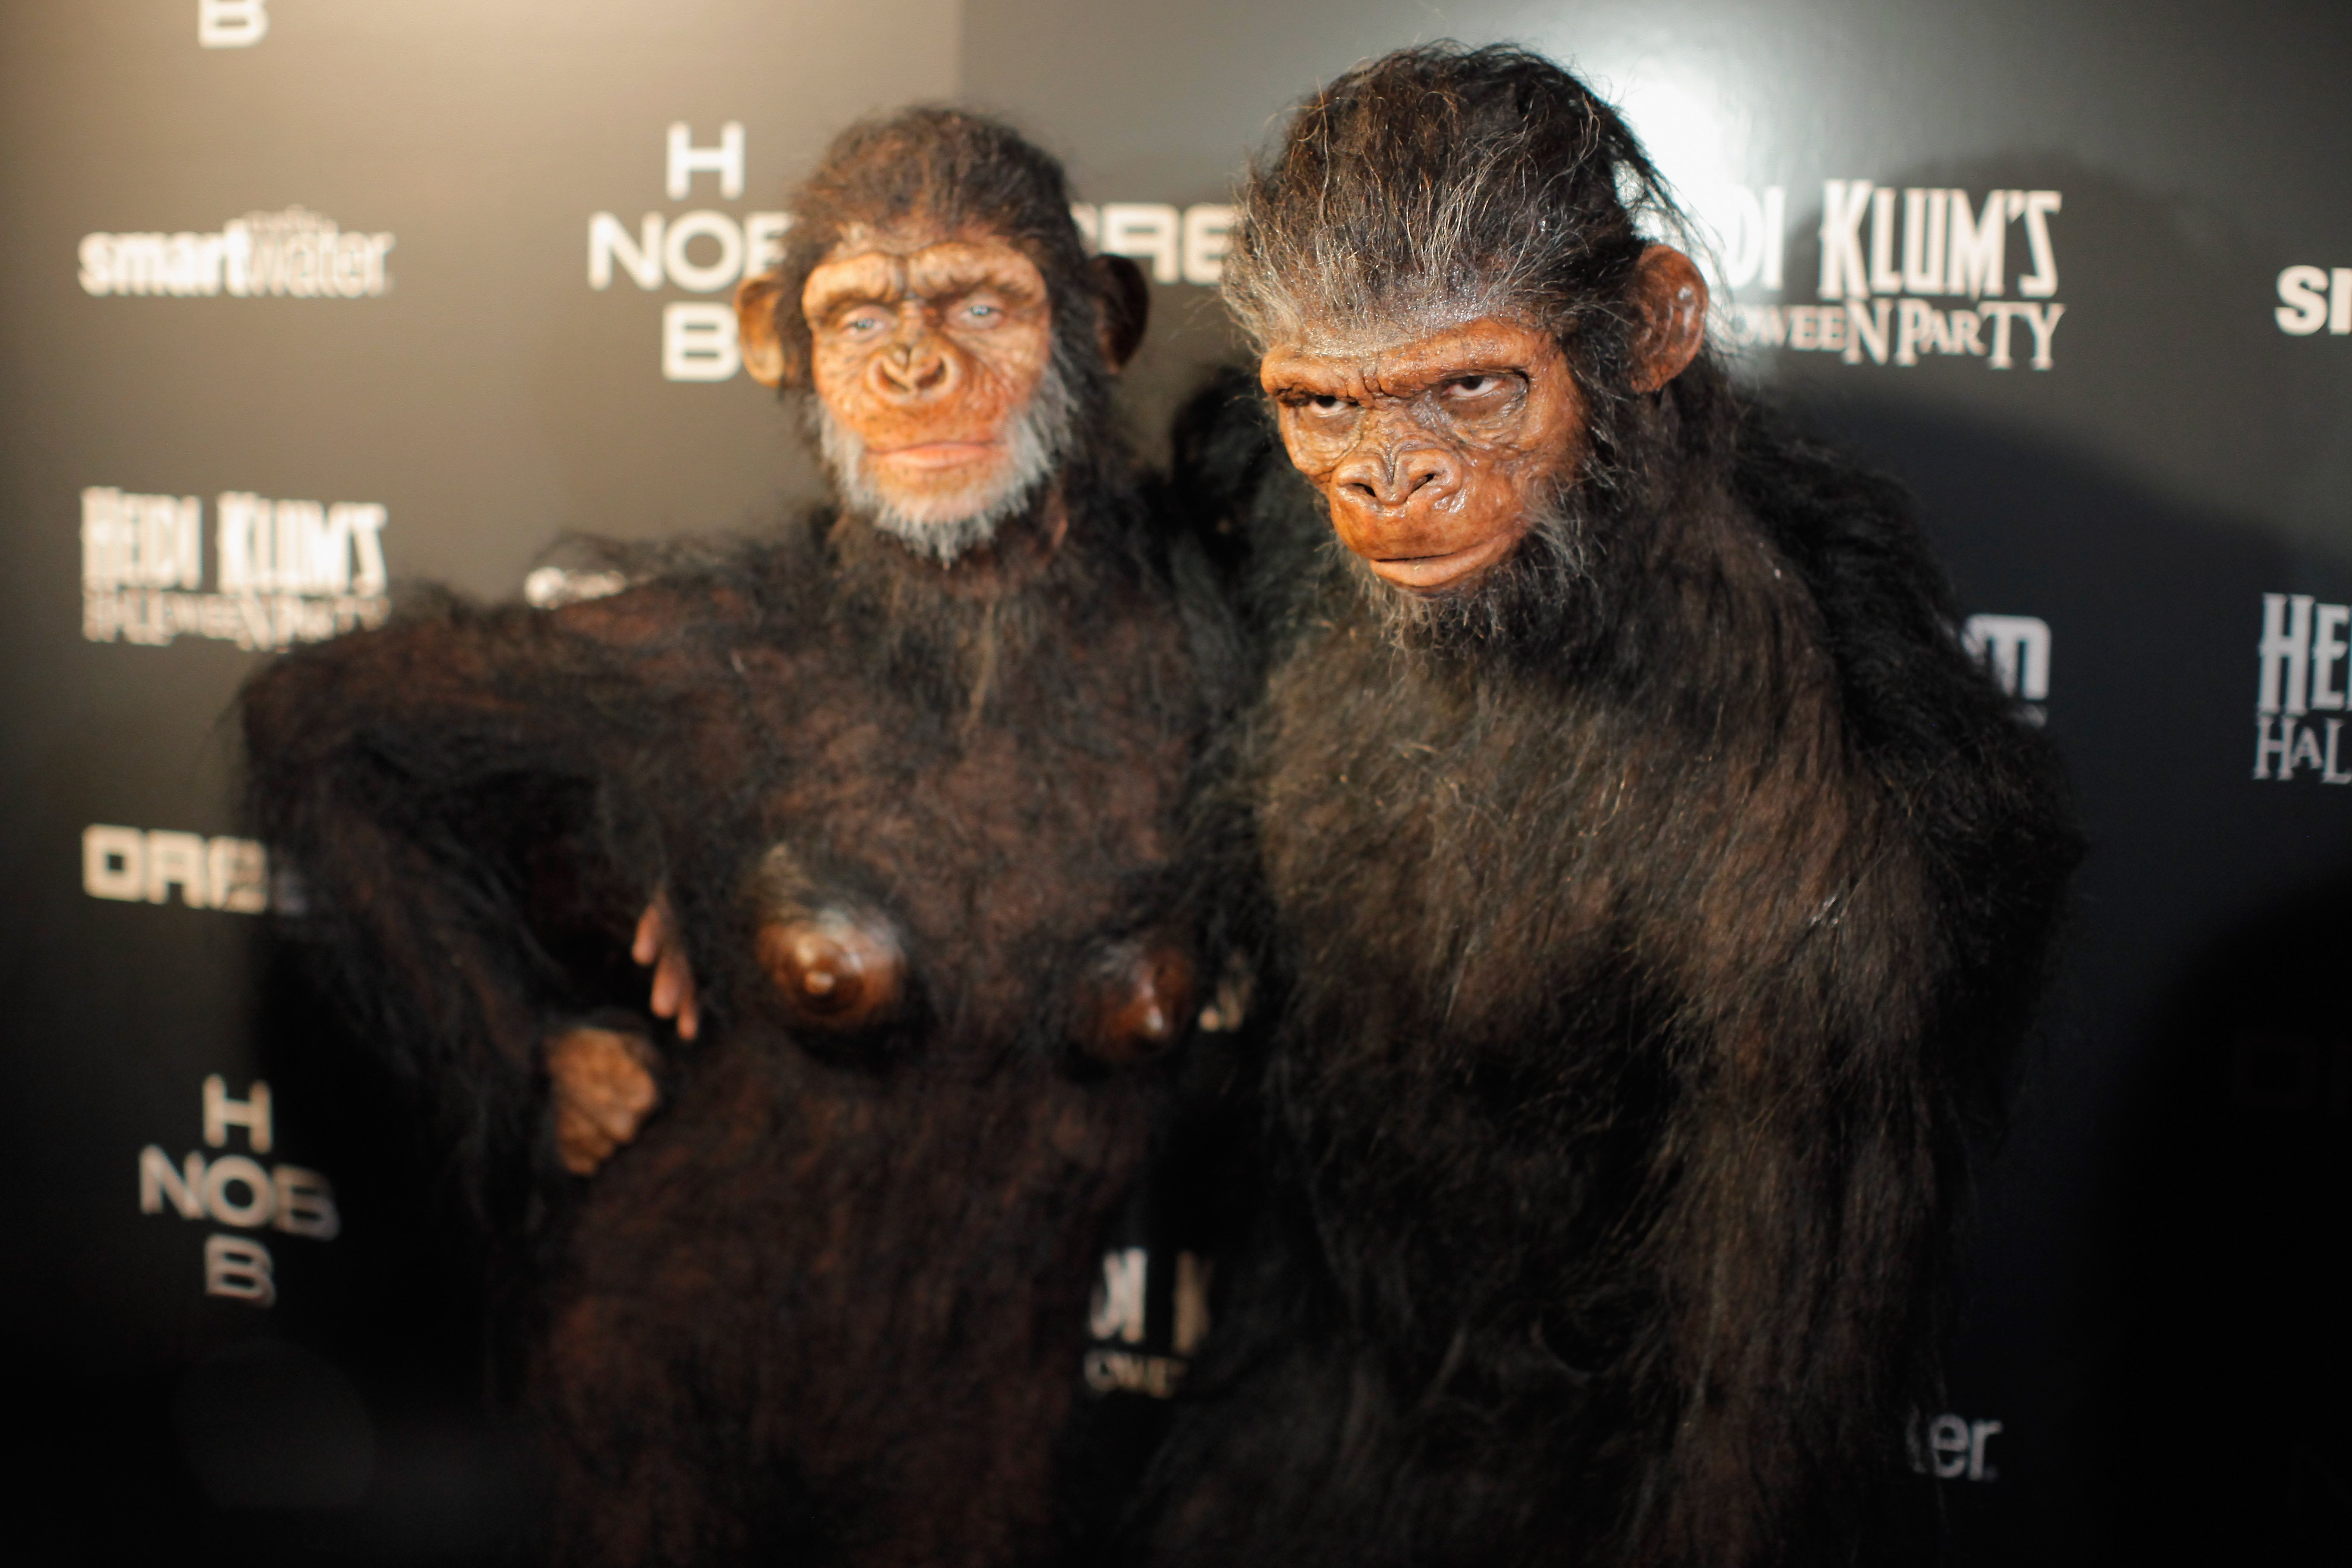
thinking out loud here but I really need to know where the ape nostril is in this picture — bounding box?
[877,350,951,398]
[1341,450,1456,508]
[1399,455,1455,500]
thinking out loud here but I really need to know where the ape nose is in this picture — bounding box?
[874,340,953,398]
[1336,444,1459,510]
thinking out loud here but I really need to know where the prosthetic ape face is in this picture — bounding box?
[803,230,1064,559]
[1259,248,1708,594]
[736,222,1138,565]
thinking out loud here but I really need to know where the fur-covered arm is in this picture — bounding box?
[240,581,746,1196]
[1636,431,2079,1563]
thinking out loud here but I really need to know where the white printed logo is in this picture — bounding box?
[140,1075,339,1309]
[2253,592,2352,784]
[198,0,269,48]
[2275,267,2352,337]
[1707,181,2065,370]
[83,824,302,915]
[1963,612,2052,725]
[523,566,629,609]
[587,122,789,383]
[80,206,392,300]
[1911,1411,2003,1481]
[1068,203,1234,287]
[1082,1246,1214,1400]
[588,122,1236,384]
[82,485,389,650]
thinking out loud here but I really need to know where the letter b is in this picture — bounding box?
[204,1234,276,1306]
[198,0,269,48]
[662,303,740,381]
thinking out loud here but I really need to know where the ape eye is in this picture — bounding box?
[963,301,1000,321]
[1308,394,1347,412]
[843,312,887,334]
[756,908,907,1034]
[1445,375,1496,396]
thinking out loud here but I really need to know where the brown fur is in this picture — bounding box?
[1121,44,2078,1568]
[240,105,1243,1566]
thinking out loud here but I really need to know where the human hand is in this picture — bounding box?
[632,893,700,1041]
[545,1026,661,1176]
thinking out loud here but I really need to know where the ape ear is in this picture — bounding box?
[1093,253,1150,373]
[734,269,793,388]
[1627,245,1708,394]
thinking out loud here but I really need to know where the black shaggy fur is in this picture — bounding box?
[1122,46,2080,1568]
[241,109,1241,1568]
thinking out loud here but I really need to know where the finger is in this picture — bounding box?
[620,1072,661,1118]
[650,953,679,1019]
[556,1114,609,1176]
[591,1097,639,1142]
[631,904,661,966]
[656,950,697,1039]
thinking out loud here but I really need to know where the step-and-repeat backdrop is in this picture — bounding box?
[6,0,2346,1559]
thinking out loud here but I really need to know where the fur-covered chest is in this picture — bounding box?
[684,599,1205,1061]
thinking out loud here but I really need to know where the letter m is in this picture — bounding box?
[1947,191,2008,299]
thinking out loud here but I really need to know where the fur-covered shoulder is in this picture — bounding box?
[1731,404,2043,777]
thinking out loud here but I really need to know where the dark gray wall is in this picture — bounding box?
[5,1,2347,1559]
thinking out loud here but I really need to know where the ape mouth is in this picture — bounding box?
[1361,532,1518,592]
[872,440,1001,471]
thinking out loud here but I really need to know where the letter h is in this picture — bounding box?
[203,1074,273,1154]
[667,122,744,200]
[2259,593,2313,715]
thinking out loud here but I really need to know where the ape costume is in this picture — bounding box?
[1124,46,2080,1568]
[241,110,1238,1566]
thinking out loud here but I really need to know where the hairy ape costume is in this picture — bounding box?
[242,110,1237,1566]
[1126,45,2081,1568]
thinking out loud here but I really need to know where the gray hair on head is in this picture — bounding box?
[1222,43,1687,361]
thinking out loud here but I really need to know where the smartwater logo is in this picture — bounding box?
[79,206,394,299]
[81,486,389,650]
[1704,181,2065,369]
[1910,1411,2003,1482]
[2253,592,2352,784]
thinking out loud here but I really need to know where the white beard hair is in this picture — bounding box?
[812,357,1076,565]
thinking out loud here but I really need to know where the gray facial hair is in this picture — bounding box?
[811,357,1077,565]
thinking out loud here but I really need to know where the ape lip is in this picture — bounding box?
[1362,534,1515,590]
[875,440,999,469]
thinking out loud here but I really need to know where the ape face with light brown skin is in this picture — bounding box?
[1260,246,1711,594]
[739,228,1058,529]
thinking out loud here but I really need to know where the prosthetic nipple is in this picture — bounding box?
[1072,940,1196,1067]
[757,909,908,1034]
